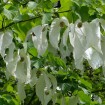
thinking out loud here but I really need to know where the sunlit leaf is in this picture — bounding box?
[42,13,51,24]
[6,84,14,93]
[79,78,92,89]
[27,1,37,10]
[78,91,91,104]
[3,8,12,20]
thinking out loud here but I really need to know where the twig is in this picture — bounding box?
[44,9,72,14]
[2,18,5,29]
[0,9,72,31]
[0,15,42,31]
[57,9,72,13]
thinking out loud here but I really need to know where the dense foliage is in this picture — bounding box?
[1,0,105,105]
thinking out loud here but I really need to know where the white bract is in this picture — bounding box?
[27,24,48,56]
[84,19,102,53]
[4,43,15,63]
[84,47,103,69]
[49,17,69,49]
[69,19,102,70]
[59,26,71,58]
[36,72,57,105]
[17,82,26,101]
[83,19,102,69]
[0,30,13,58]
[5,50,20,79]
[69,20,86,70]
[29,68,38,87]
[15,49,31,84]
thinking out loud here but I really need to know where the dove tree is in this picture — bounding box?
[0,0,105,105]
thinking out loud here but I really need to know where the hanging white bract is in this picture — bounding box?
[0,30,13,58]
[84,19,102,53]
[5,49,20,79]
[69,19,103,70]
[15,49,31,84]
[36,72,57,105]
[59,26,71,58]
[84,47,103,69]
[69,20,86,70]
[27,24,48,56]
[49,17,69,49]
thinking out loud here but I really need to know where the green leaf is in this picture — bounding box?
[6,85,14,93]
[79,78,92,89]
[60,0,72,11]
[0,97,8,105]
[42,13,51,24]
[28,47,38,57]
[78,91,91,104]
[27,1,37,10]
[79,6,89,22]
[3,8,12,20]
[61,83,71,94]
[51,0,58,3]
[42,1,53,10]
[69,96,79,105]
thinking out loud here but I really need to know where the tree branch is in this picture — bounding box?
[44,9,72,14]
[57,9,72,13]
[0,9,72,31]
[0,15,42,31]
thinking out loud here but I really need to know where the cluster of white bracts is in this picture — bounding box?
[1,17,105,104]
[0,30,57,104]
[69,18,105,70]
[27,17,105,71]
